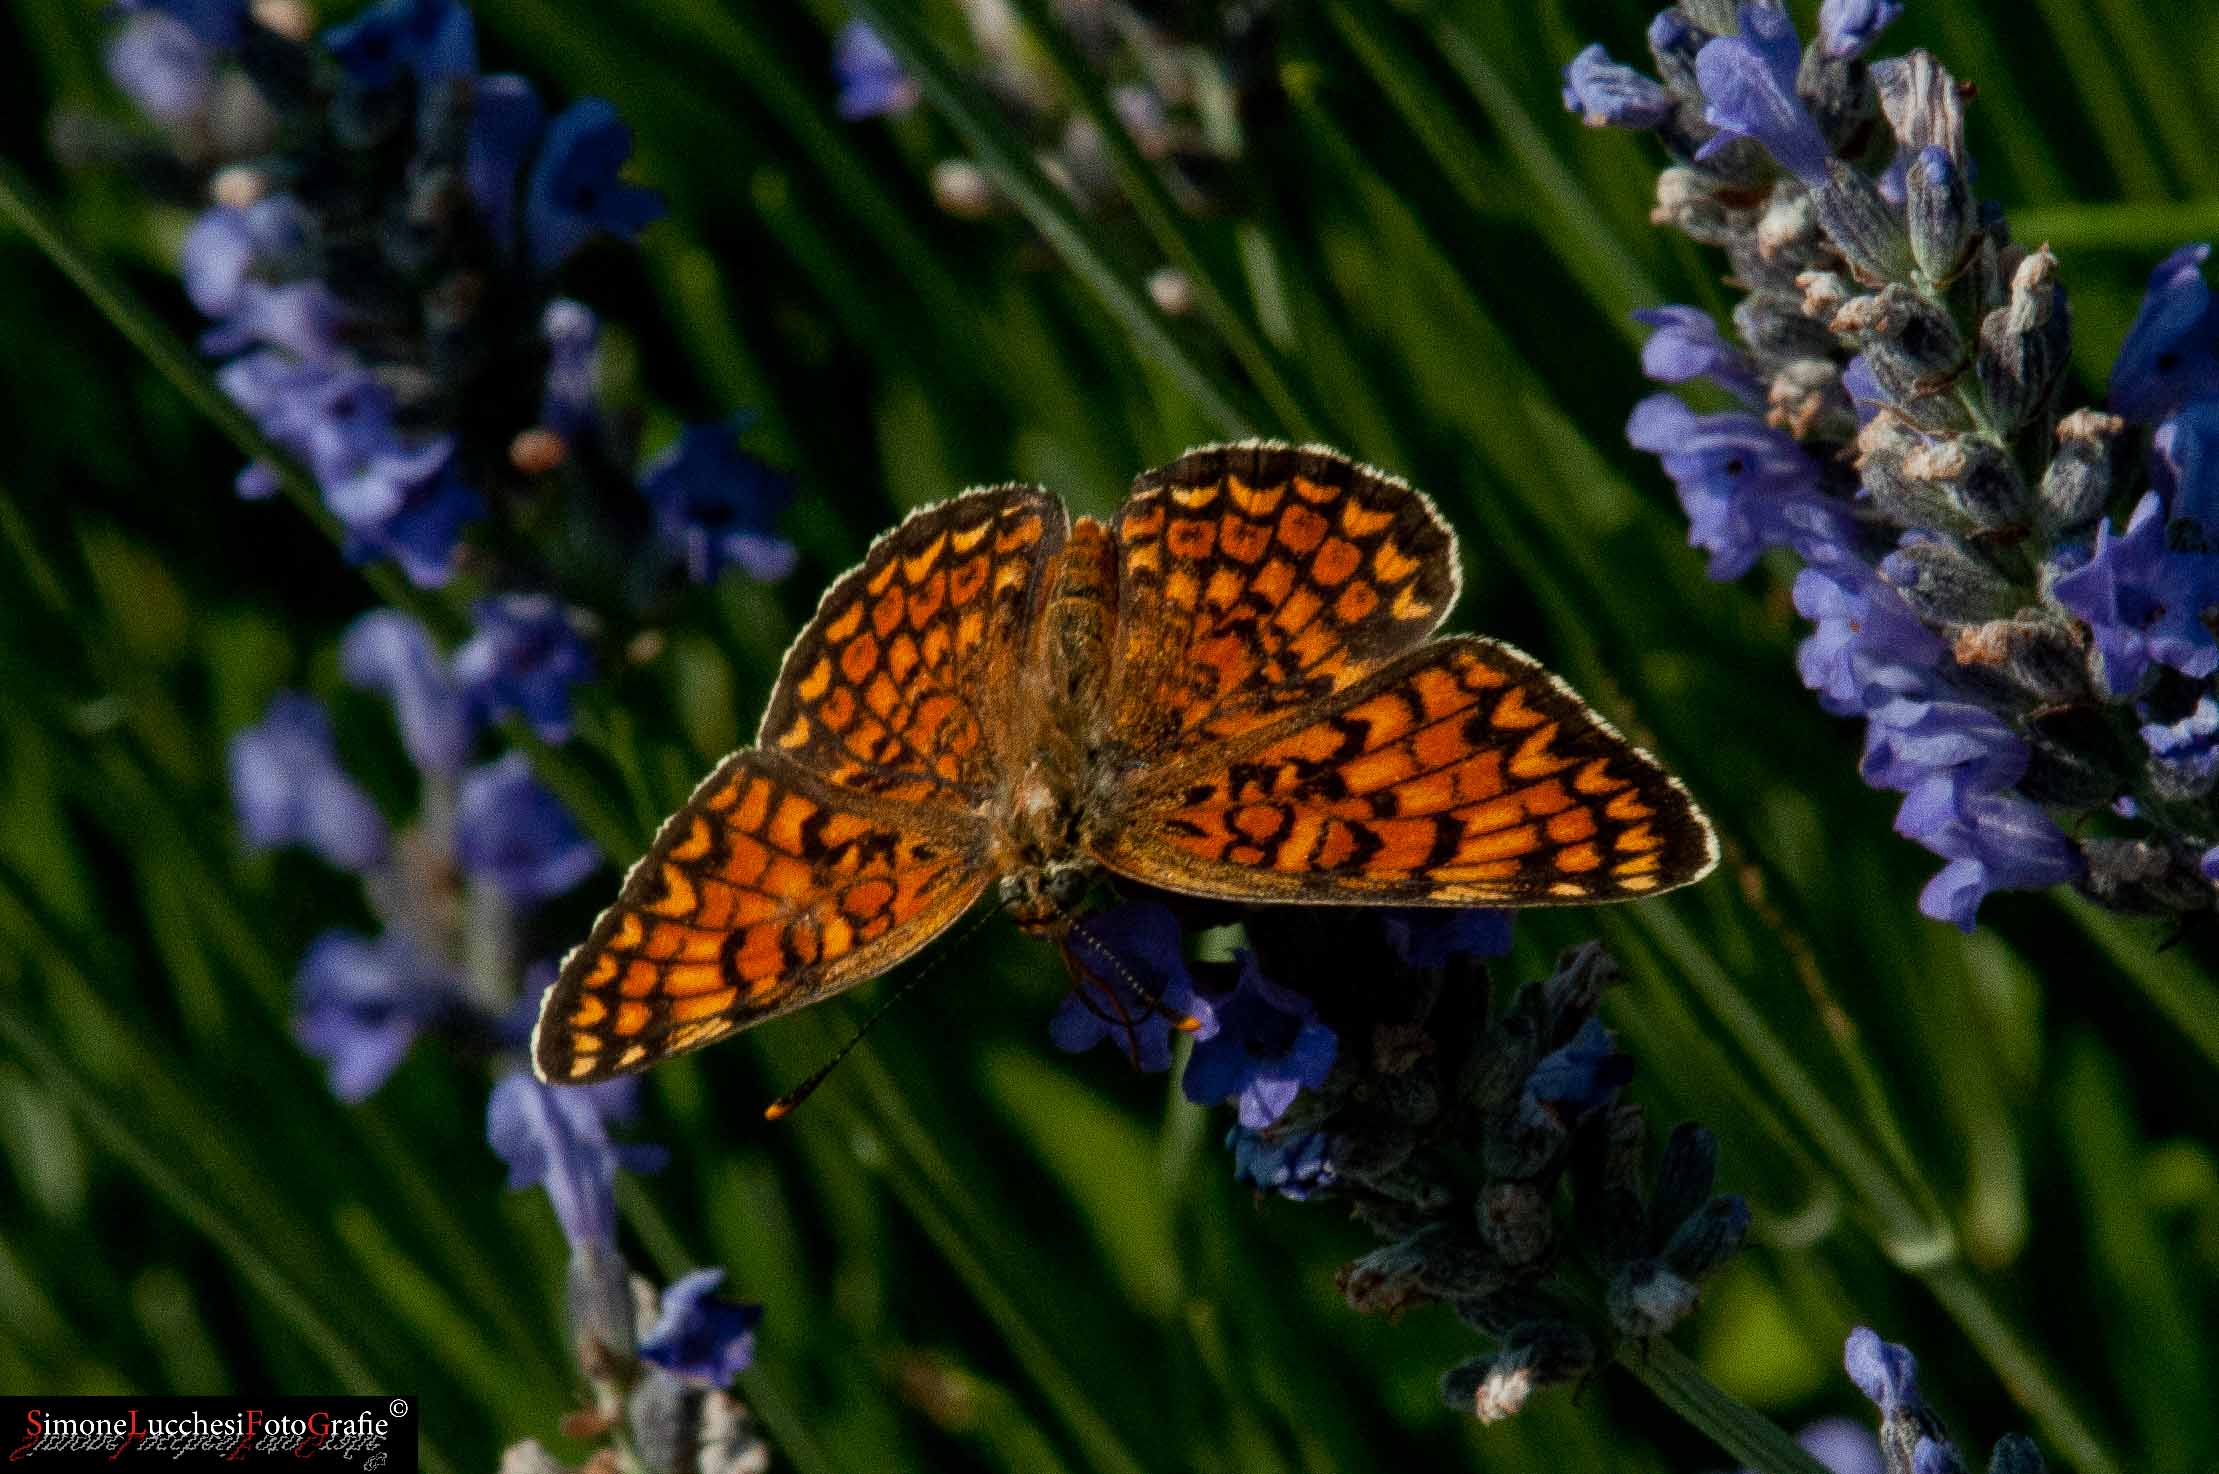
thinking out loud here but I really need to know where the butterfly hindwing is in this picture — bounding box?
[1093,635,1718,906]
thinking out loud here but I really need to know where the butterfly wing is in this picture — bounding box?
[1095,443,1712,905]
[1105,442,1460,755]
[757,484,1068,801]
[533,749,991,1082]
[536,487,1067,1083]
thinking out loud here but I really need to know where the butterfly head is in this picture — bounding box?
[998,859,1096,935]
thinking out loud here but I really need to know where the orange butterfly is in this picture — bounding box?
[532,443,1716,1084]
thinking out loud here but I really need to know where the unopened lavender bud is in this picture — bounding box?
[2076,838,2204,914]
[1873,51,1966,156]
[1907,146,1972,284]
[1987,1434,2048,1474]
[1539,941,1618,1022]
[1463,1027,1536,1113]
[1675,0,1743,39]
[1661,1193,1751,1278]
[1443,1321,1596,1423]
[1833,284,1965,403]
[1977,248,2069,431]
[499,1441,574,1474]
[1643,8,1705,102]
[1813,159,1914,285]
[1337,1234,1432,1314]
[1735,288,1833,362]
[1146,267,1194,316]
[1649,1122,1719,1239]
[1478,1180,1554,1269]
[1770,358,1854,439]
[1880,539,2021,627]
[1608,1258,1700,1337]
[2037,409,2122,538]
[1952,619,2091,705]
[1862,423,2025,532]
[1415,1225,1516,1301]
[697,1390,772,1474]
[1756,187,1822,263]
[626,1369,691,1474]
[1653,166,1744,247]
[1798,269,1852,322]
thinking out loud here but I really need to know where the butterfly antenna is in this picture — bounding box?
[1067,915,1205,1034]
[763,898,1005,1122]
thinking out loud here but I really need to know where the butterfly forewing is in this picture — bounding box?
[533,749,990,1082]
[1107,443,1460,755]
[756,484,1068,801]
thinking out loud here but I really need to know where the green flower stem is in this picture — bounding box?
[1617,1339,1833,1474]
[995,0,1327,441]
[1622,908,2125,1474]
[840,0,1261,441]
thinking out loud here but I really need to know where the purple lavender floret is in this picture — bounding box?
[1579,3,2219,925]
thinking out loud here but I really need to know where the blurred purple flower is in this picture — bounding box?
[1053,900,1217,1073]
[1634,306,1765,407]
[525,99,665,274]
[1895,781,2081,931]
[324,0,478,89]
[455,752,599,901]
[229,691,389,871]
[2050,491,2219,695]
[2152,399,2219,546]
[2109,244,2219,425]
[1694,5,1832,185]
[294,929,462,1101]
[454,594,593,743]
[1559,44,1675,129]
[1227,1126,1337,1201]
[639,424,799,584]
[487,1073,665,1250]
[106,10,215,126]
[1526,1017,1634,1116]
[539,299,600,442]
[638,1268,763,1386]
[833,21,920,121]
[1627,394,1843,579]
[2142,695,2219,793]
[1182,952,1336,1128]
[341,609,474,777]
[1380,908,1513,968]
[1816,0,1902,60]
[1792,556,1948,718]
[1843,1326,1921,1416]
[464,74,547,254]
[181,200,313,320]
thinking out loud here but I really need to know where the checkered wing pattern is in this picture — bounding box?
[1094,636,1717,905]
[533,751,989,1082]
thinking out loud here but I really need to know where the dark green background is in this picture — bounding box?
[3,2,2218,1472]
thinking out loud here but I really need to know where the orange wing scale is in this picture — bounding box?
[533,750,988,1082]
[1107,443,1459,754]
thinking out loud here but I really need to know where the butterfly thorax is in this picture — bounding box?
[991,517,1121,935]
